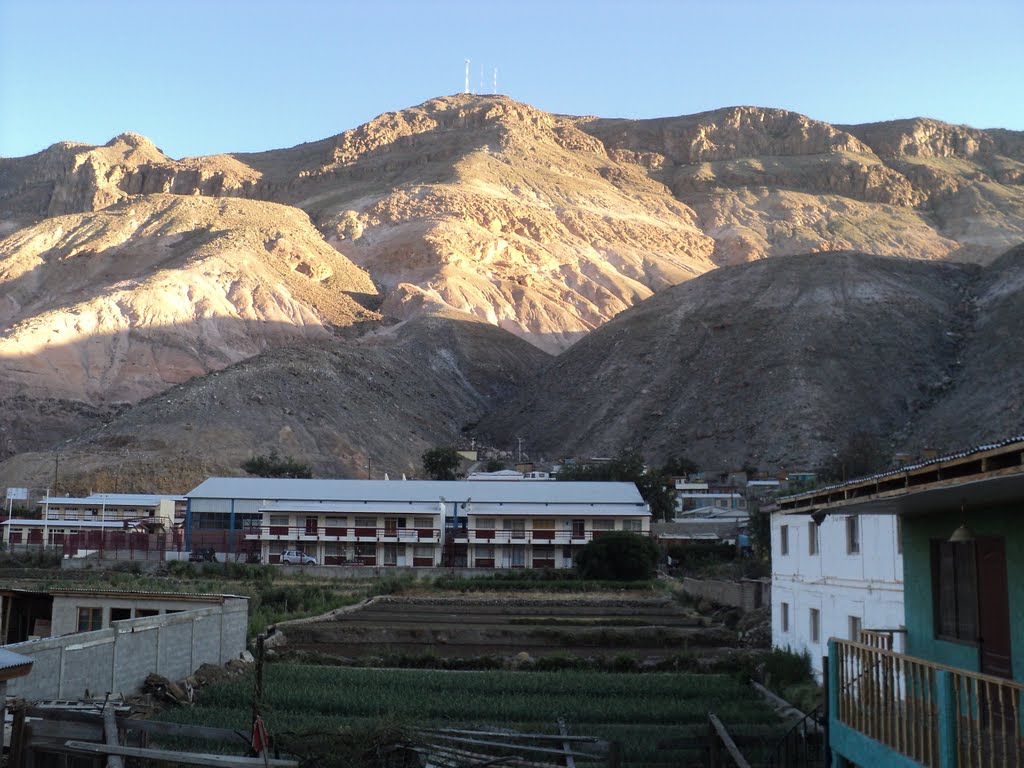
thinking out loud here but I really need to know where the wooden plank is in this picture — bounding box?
[426,734,597,760]
[117,718,249,745]
[558,718,576,768]
[63,741,298,768]
[707,714,751,768]
[420,727,602,744]
[103,705,125,768]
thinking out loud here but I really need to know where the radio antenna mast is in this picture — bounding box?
[464,59,470,94]
[492,67,498,94]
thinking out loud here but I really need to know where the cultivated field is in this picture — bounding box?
[272,594,734,662]
[160,663,784,767]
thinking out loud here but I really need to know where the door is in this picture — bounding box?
[305,516,318,536]
[977,537,1012,679]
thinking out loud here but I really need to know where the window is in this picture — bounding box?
[355,516,376,528]
[849,615,863,641]
[780,602,790,633]
[475,545,494,559]
[413,517,433,528]
[808,522,819,556]
[414,544,434,559]
[325,516,347,526]
[77,607,103,632]
[896,516,903,555]
[780,525,789,556]
[846,516,860,554]
[503,519,526,539]
[110,608,131,623]
[809,608,820,644]
[932,540,979,643]
[591,519,614,531]
[622,519,642,532]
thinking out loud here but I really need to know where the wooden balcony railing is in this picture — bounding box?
[830,638,1024,768]
[450,528,603,544]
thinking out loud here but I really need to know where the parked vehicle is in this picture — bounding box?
[280,549,316,565]
[188,547,217,562]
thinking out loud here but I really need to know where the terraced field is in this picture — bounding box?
[273,595,734,661]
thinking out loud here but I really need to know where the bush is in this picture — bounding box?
[575,532,659,581]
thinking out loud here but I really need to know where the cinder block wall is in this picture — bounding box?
[4,599,248,700]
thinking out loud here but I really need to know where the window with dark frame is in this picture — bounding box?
[846,516,860,554]
[808,521,819,556]
[932,539,979,643]
[780,525,789,556]
[77,607,103,632]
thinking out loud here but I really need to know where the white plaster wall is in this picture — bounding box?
[771,511,905,680]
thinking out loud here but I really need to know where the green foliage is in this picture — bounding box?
[661,455,699,477]
[557,450,677,520]
[817,431,889,483]
[746,503,772,562]
[484,458,505,472]
[421,446,461,480]
[242,449,313,479]
[432,572,660,592]
[575,531,659,581]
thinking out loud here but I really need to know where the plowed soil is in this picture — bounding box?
[274,595,733,661]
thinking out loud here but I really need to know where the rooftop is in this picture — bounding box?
[775,435,1024,517]
[189,477,647,507]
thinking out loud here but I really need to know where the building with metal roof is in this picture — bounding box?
[185,477,649,569]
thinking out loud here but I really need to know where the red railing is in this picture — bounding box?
[247,525,441,542]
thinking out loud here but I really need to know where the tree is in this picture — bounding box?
[241,450,313,479]
[661,455,698,478]
[818,431,889,483]
[422,446,461,480]
[575,531,659,580]
[558,450,677,520]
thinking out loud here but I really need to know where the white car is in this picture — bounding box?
[280,550,316,565]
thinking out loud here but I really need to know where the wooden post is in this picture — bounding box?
[822,654,830,767]
[103,702,125,768]
[707,717,720,768]
[252,633,265,724]
[936,670,957,768]
[9,703,26,768]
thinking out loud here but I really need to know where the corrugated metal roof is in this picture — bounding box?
[0,648,33,676]
[43,493,184,506]
[188,477,646,506]
[2,519,134,528]
[49,588,247,601]
[259,500,649,517]
[779,434,1024,503]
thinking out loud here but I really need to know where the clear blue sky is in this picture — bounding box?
[1,0,1022,160]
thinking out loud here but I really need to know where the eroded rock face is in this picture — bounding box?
[0,194,378,411]
[1,95,1022,481]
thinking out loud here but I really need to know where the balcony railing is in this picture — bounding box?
[830,638,1024,768]
[246,525,441,543]
[448,528,629,544]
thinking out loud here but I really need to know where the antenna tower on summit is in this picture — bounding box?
[464,59,470,94]
[492,67,498,94]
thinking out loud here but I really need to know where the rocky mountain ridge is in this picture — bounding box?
[1,95,1023,488]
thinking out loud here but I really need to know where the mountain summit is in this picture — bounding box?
[1,96,1022,487]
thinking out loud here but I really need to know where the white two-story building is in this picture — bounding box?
[771,507,905,679]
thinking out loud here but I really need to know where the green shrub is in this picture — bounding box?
[575,532,659,581]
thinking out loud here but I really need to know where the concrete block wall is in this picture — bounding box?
[681,576,770,612]
[3,599,248,700]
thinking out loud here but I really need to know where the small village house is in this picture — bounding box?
[776,436,1024,767]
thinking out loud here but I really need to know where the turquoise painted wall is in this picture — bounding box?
[902,506,1024,682]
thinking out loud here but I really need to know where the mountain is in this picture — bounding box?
[477,250,1024,469]
[1,314,549,494]
[1,95,1023,487]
